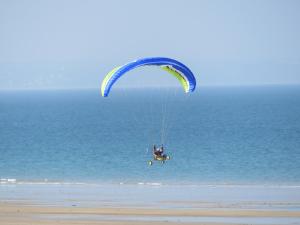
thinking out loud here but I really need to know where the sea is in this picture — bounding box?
[0,85,300,185]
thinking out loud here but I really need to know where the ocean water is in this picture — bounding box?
[0,86,300,185]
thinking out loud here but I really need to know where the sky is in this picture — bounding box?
[0,0,300,89]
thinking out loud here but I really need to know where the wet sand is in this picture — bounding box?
[1,202,300,225]
[1,183,300,224]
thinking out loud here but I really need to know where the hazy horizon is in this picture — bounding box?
[1,0,300,89]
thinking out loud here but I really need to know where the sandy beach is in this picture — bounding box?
[1,183,300,225]
[1,201,300,225]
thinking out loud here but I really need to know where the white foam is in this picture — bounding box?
[1,178,300,189]
[146,182,162,186]
[0,178,16,184]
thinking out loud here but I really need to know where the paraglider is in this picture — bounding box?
[148,144,170,165]
[100,57,196,165]
[101,57,196,97]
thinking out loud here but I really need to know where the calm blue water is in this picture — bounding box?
[0,86,300,185]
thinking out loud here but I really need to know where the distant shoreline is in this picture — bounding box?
[1,83,300,91]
